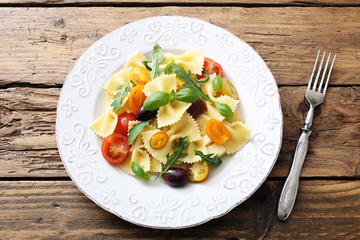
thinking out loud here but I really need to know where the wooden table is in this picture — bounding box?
[1,0,359,239]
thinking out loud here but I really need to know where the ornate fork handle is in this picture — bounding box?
[277,50,336,221]
[277,110,312,221]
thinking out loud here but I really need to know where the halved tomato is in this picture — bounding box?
[129,85,146,115]
[101,133,130,164]
[218,77,239,100]
[130,66,151,86]
[114,112,136,136]
[150,132,169,149]
[205,119,230,145]
[187,162,209,182]
[197,58,224,79]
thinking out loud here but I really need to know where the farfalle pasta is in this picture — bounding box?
[90,43,250,186]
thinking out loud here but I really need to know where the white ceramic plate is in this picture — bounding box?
[56,16,282,229]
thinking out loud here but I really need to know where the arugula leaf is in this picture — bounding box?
[172,63,213,103]
[214,102,233,122]
[155,136,189,180]
[148,43,166,79]
[111,83,132,112]
[194,150,222,167]
[142,60,152,71]
[127,120,151,145]
[131,161,150,181]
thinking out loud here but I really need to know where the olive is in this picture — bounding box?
[186,99,205,119]
[162,168,188,187]
[136,105,158,121]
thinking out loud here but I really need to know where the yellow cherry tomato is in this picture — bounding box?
[218,77,239,100]
[130,66,151,86]
[187,162,209,182]
[205,119,230,145]
[150,132,169,149]
[129,85,146,115]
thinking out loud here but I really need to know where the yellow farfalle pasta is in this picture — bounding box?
[195,114,208,134]
[159,52,176,69]
[223,121,251,154]
[157,101,191,128]
[118,133,151,175]
[166,112,201,142]
[118,121,155,174]
[174,48,204,75]
[143,74,177,97]
[89,109,117,138]
[206,143,226,157]
[204,101,224,122]
[104,91,114,109]
[149,156,162,173]
[103,68,131,95]
[181,140,207,163]
[195,114,213,146]
[124,50,147,68]
[232,111,245,123]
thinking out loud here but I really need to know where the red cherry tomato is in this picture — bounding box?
[101,133,130,164]
[114,112,136,136]
[197,58,224,79]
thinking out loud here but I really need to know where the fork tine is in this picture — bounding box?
[318,53,331,92]
[312,50,326,90]
[323,54,336,94]
[307,49,320,90]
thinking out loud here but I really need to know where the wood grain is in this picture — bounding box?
[1,86,359,178]
[1,0,360,6]
[0,7,359,87]
[0,180,359,239]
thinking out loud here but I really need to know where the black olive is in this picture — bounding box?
[136,105,158,121]
[186,99,205,119]
[162,168,188,187]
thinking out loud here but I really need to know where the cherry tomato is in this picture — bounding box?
[130,66,151,86]
[187,162,209,182]
[129,85,147,115]
[114,112,136,136]
[218,77,239,100]
[101,133,130,164]
[150,132,169,149]
[197,58,223,79]
[205,119,230,145]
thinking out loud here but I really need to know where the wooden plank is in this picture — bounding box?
[1,86,359,178]
[0,180,359,239]
[0,7,358,87]
[1,0,360,6]
[271,86,360,178]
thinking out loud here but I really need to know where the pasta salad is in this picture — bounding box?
[90,43,250,187]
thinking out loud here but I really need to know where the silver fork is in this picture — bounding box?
[277,50,336,221]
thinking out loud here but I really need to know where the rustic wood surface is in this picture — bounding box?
[1,7,359,87]
[1,180,359,239]
[0,1,359,239]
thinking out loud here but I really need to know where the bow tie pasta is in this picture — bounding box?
[90,43,250,187]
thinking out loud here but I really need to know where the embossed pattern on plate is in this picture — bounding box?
[56,16,283,229]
